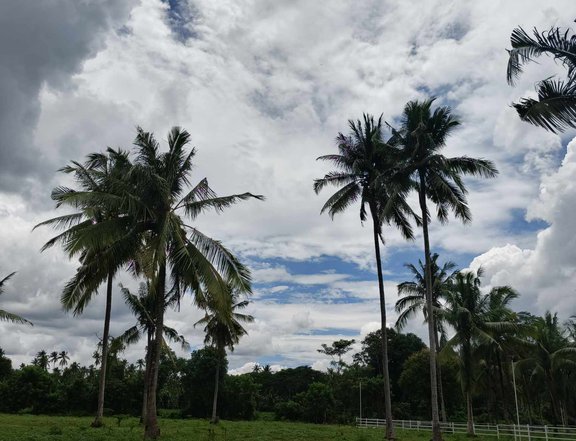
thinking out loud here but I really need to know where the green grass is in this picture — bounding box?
[0,414,489,441]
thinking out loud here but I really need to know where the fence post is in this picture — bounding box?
[497,425,500,440]
[527,424,530,441]
[452,422,455,434]
[544,425,548,441]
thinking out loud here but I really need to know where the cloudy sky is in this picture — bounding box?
[1,0,575,374]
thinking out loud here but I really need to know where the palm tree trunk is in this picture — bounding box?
[435,330,447,422]
[418,174,442,441]
[466,391,475,436]
[91,270,113,428]
[144,263,166,440]
[370,203,395,440]
[141,330,153,424]
[211,351,221,423]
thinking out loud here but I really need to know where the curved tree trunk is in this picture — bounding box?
[211,351,221,423]
[91,270,113,428]
[144,263,166,440]
[418,174,442,441]
[370,204,395,440]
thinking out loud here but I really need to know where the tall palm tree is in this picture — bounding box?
[35,148,134,427]
[314,114,418,440]
[506,23,576,133]
[195,288,253,423]
[0,272,32,325]
[117,282,189,422]
[124,127,262,439]
[517,312,576,424]
[391,98,498,441]
[442,269,518,435]
[395,253,457,422]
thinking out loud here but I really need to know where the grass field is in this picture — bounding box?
[0,414,485,441]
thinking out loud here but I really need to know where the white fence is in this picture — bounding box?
[356,418,576,441]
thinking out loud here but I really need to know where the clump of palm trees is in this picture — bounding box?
[315,98,497,440]
[37,127,262,439]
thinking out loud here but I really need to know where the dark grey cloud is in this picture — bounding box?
[0,0,136,192]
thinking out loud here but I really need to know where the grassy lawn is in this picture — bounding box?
[0,414,489,441]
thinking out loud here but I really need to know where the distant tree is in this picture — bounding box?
[0,272,32,325]
[49,351,59,369]
[396,253,458,421]
[117,282,189,422]
[58,351,70,368]
[506,22,576,132]
[32,350,50,371]
[195,288,253,423]
[318,339,356,374]
[442,269,517,435]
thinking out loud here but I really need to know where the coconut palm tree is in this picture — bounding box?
[506,23,576,133]
[195,288,253,423]
[124,127,262,439]
[117,282,189,422]
[49,351,59,369]
[390,98,498,441]
[517,312,576,424]
[0,272,32,325]
[314,114,418,440]
[33,350,50,371]
[58,351,70,368]
[35,148,134,427]
[395,253,458,422]
[442,269,518,435]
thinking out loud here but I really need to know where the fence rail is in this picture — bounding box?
[356,418,576,441]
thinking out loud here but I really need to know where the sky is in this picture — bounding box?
[0,0,575,374]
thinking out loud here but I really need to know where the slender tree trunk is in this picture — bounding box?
[91,270,113,428]
[211,351,221,423]
[466,392,475,436]
[141,330,153,424]
[435,330,447,422]
[418,174,442,441]
[496,352,510,421]
[370,204,395,440]
[144,263,166,440]
[546,373,561,425]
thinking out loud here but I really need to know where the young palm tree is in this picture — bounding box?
[395,253,458,422]
[195,288,253,423]
[517,312,576,424]
[506,23,576,133]
[0,272,32,325]
[117,282,189,422]
[391,98,498,441]
[35,148,134,427]
[124,127,262,439]
[442,269,518,435]
[314,114,418,440]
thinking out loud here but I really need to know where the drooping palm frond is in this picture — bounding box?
[507,24,576,132]
[0,272,32,325]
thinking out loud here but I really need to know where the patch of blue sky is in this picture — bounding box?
[306,328,358,337]
[161,0,198,42]
[504,208,548,234]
